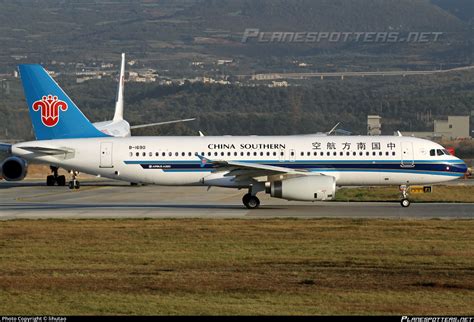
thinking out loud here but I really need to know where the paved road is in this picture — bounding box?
[0,180,473,220]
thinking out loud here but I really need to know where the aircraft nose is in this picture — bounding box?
[453,158,468,175]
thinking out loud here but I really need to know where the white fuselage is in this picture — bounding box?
[12,135,467,188]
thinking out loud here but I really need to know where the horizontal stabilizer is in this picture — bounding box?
[17,146,74,155]
[130,118,196,130]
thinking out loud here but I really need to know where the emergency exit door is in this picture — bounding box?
[100,142,114,168]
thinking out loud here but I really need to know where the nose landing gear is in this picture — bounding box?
[68,171,80,190]
[400,185,411,207]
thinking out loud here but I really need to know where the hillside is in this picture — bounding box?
[181,0,467,31]
[0,0,471,74]
[1,70,473,141]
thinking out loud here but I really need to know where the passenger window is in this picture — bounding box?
[241,152,244,156]
[169,152,172,156]
[340,152,343,156]
[392,152,395,156]
[182,152,185,157]
[333,152,337,156]
[214,152,218,156]
[221,152,225,156]
[353,152,356,156]
[175,152,179,157]
[260,152,264,156]
[379,152,382,156]
[327,152,330,156]
[162,152,166,157]
[143,152,146,157]
[372,152,376,156]
[290,151,294,156]
[301,152,304,156]
[385,152,389,156]
[253,152,257,156]
[130,152,133,157]
[235,152,238,156]
[359,152,363,156]
[136,152,139,157]
[346,152,350,156]
[273,152,277,156]
[320,152,324,156]
[366,152,370,156]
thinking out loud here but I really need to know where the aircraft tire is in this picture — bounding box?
[57,175,66,186]
[400,199,411,207]
[243,194,260,209]
[46,175,55,186]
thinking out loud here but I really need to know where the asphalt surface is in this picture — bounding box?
[0,179,473,220]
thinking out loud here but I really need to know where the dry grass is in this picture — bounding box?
[335,185,474,203]
[0,219,473,315]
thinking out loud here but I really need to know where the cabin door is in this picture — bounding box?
[401,142,414,167]
[100,142,114,168]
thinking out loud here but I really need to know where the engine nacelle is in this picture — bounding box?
[0,157,28,181]
[265,175,336,201]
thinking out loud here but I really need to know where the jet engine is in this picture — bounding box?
[265,175,336,201]
[0,157,28,181]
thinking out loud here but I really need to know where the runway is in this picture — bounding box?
[1,180,473,220]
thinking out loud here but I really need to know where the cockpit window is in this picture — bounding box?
[437,149,444,156]
[443,149,451,155]
[430,149,435,156]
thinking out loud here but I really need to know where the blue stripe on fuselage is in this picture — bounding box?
[124,159,467,176]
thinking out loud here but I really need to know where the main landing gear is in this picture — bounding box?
[243,193,260,209]
[68,171,80,190]
[399,185,411,207]
[46,166,66,186]
[242,184,263,209]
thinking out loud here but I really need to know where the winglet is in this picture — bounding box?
[196,154,211,168]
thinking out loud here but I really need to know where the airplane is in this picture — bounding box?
[0,64,468,208]
[14,54,195,186]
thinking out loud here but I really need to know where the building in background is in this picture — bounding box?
[399,115,470,140]
[367,115,381,136]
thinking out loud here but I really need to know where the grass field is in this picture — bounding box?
[335,185,474,203]
[0,219,473,315]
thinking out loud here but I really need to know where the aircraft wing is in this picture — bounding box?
[130,118,196,130]
[197,155,308,180]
